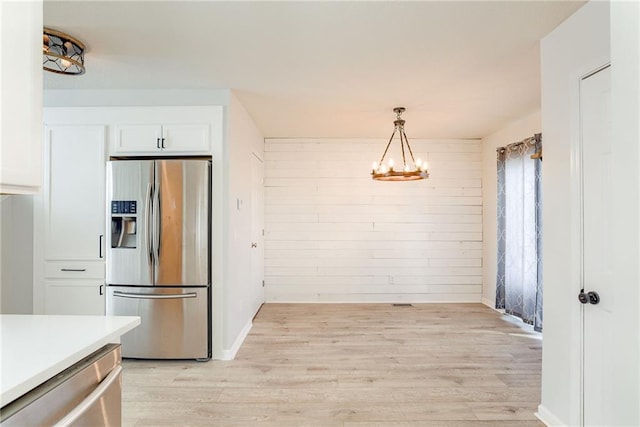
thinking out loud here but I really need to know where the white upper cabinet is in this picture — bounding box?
[112,124,160,153]
[41,106,221,157]
[0,1,43,194]
[44,125,106,260]
[163,124,211,152]
[112,123,210,155]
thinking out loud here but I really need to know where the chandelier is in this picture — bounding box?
[371,107,429,181]
[43,27,86,75]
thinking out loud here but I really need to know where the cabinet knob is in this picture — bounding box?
[251,242,257,248]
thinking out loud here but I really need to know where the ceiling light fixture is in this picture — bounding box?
[43,27,86,75]
[371,107,429,181]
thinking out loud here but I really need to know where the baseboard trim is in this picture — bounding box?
[220,318,252,361]
[264,299,483,304]
[481,297,494,308]
[536,404,565,426]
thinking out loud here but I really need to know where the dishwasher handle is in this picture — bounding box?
[52,365,122,427]
[113,291,197,300]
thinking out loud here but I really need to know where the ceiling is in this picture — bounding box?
[44,1,585,139]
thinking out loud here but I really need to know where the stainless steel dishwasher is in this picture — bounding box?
[0,344,122,426]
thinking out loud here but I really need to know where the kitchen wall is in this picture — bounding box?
[0,195,34,313]
[220,92,265,358]
[264,137,482,302]
[480,111,541,307]
[608,1,640,422]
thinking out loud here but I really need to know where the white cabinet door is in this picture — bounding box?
[44,125,106,261]
[112,123,210,155]
[162,124,210,153]
[0,1,43,194]
[45,281,105,315]
[112,124,161,154]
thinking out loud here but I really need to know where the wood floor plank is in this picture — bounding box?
[122,303,543,426]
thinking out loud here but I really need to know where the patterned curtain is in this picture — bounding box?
[496,134,543,332]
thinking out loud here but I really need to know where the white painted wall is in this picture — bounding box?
[607,0,639,423]
[0,196,34,313]
[219,92,265,358]
[481,111,541,307]
[538,2,609,425]
[43,89,230,108]
[264,138,482,302]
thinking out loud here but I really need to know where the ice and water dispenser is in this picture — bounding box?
[111,201,137,248]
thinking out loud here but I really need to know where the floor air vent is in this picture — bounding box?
[392,303,413,307]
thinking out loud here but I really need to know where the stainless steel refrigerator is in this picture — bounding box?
[105,159,210,360]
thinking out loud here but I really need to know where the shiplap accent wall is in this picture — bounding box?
[264,138,482,302]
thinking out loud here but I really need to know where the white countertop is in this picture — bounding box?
[0,315,140,406]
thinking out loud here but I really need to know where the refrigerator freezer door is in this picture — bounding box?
[106,286,209,359]
[106,160,154,286]
[154,160,210,286]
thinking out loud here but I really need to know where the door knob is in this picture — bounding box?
[578,289,600,305]
[251,242,257,248]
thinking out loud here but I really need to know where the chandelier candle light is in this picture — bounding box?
[43,27,86,75]
[371,107,429,181]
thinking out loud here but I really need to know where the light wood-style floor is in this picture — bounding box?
[122,303,543,426]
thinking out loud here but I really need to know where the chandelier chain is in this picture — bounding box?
[403,129,417,163]
[400,127,407,167]
[378,128,397,166]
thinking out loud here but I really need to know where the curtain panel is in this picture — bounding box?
[496,134,543,332]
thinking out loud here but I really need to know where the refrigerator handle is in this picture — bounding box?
[113,291,197,300]
[145,183,154,267]
[154,178,161,262]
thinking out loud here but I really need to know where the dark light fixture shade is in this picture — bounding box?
[371,107,429,181]
[43,27,85,75]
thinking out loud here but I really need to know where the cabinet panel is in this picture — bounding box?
[44,126,106,261]
[44,281,105,315]
[162,124,210,153]
[45,261,105,279]
[112,124,161,153]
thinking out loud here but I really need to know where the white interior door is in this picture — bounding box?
[580,65,612,426]
[251,153,265,306]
